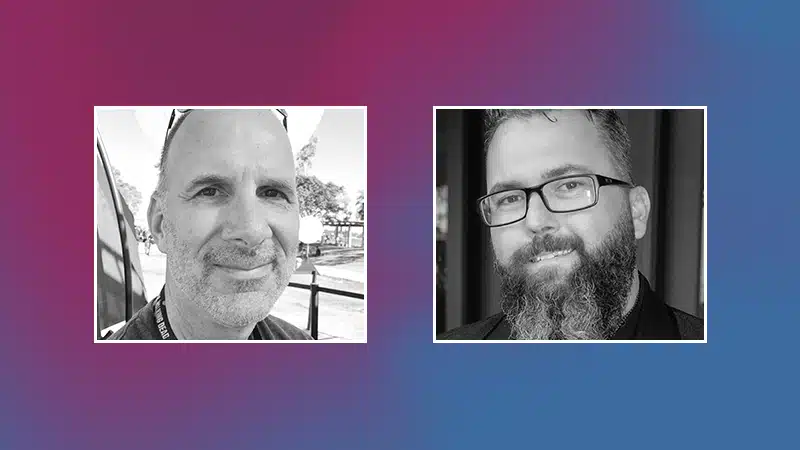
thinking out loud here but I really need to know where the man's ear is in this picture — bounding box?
[629,186,651,240]
[147,195,167,253]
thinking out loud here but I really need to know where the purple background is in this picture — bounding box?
[1,0,797,448]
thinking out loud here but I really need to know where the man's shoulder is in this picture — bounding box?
[437,313,505,340]
[262,315,314,340]
[106,302,158,340]
[669,307,705,340]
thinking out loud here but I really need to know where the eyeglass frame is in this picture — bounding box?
[164,108,289,146]
[476,173,633,227]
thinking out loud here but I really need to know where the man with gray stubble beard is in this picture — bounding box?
[438,109,703,340]
[109,109,311,340]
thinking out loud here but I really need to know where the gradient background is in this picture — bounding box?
[1,0,796,448]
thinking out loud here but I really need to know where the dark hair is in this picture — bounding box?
[484,109,633,183]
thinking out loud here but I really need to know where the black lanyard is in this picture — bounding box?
[153,288,263,340]
[154,292,177,340]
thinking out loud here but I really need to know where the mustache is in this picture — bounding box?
[509,234,585,265]
[203,245,283,269]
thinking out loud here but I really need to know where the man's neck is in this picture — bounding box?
[623,269,640,316]
[164,282,255,340]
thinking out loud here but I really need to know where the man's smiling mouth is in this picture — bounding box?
[531,249,573,263]
[214,262,274,280]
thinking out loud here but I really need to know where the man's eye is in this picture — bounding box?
[557,181,584,191]
[197,187,222,197]
[497,193,523,205]
[259,188,289,201]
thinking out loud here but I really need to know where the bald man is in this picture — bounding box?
[110,109,311,340]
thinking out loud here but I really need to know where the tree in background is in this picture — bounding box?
[294,134,348,222]
[111,166,142,217]
[295,134,318,176]
[355,190,364,221]
[296,175,349,222]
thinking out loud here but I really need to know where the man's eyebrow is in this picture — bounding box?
[183,174,296,193]
[487,164,594,195]
[184,174,234,192]
[488,181,525,195]
[259,178,296,193]
[540,164,593,181]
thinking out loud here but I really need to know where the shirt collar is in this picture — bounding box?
[610,273,645,339]
[156,285,263,340]
[612,272,680,339]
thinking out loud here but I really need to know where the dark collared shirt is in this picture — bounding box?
[108,287,313,341]
[440,272,704,340]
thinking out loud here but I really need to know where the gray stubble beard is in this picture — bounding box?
[160,215,295,328]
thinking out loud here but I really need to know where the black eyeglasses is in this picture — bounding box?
[477,174,632,227]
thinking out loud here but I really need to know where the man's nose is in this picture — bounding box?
[523,192,559,235]
[221,193,273,248]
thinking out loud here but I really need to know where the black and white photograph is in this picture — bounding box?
[435,108,705,342]
[95,107,366,342]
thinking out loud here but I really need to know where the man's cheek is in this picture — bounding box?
[491,233,515,266]
[158,219,176,254]
[276,216,300,254]
[162,219,195,256]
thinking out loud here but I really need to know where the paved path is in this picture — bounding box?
[304,246,364,283]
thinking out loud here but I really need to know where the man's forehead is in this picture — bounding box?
[166,110,294,184]
[172,109,288,149]
[486,111,614,187]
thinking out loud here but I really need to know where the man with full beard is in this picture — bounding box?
[438,109,703,340]
[109,109,311,340]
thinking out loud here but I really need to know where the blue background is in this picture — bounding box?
[0,0,796,448]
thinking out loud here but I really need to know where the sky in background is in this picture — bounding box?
[95,107,366,227]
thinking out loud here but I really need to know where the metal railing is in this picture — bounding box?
[288,270,364,340]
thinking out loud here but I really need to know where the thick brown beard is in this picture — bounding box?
[495,214,637,340]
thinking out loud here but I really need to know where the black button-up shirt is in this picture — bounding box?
[440,272,703,340]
